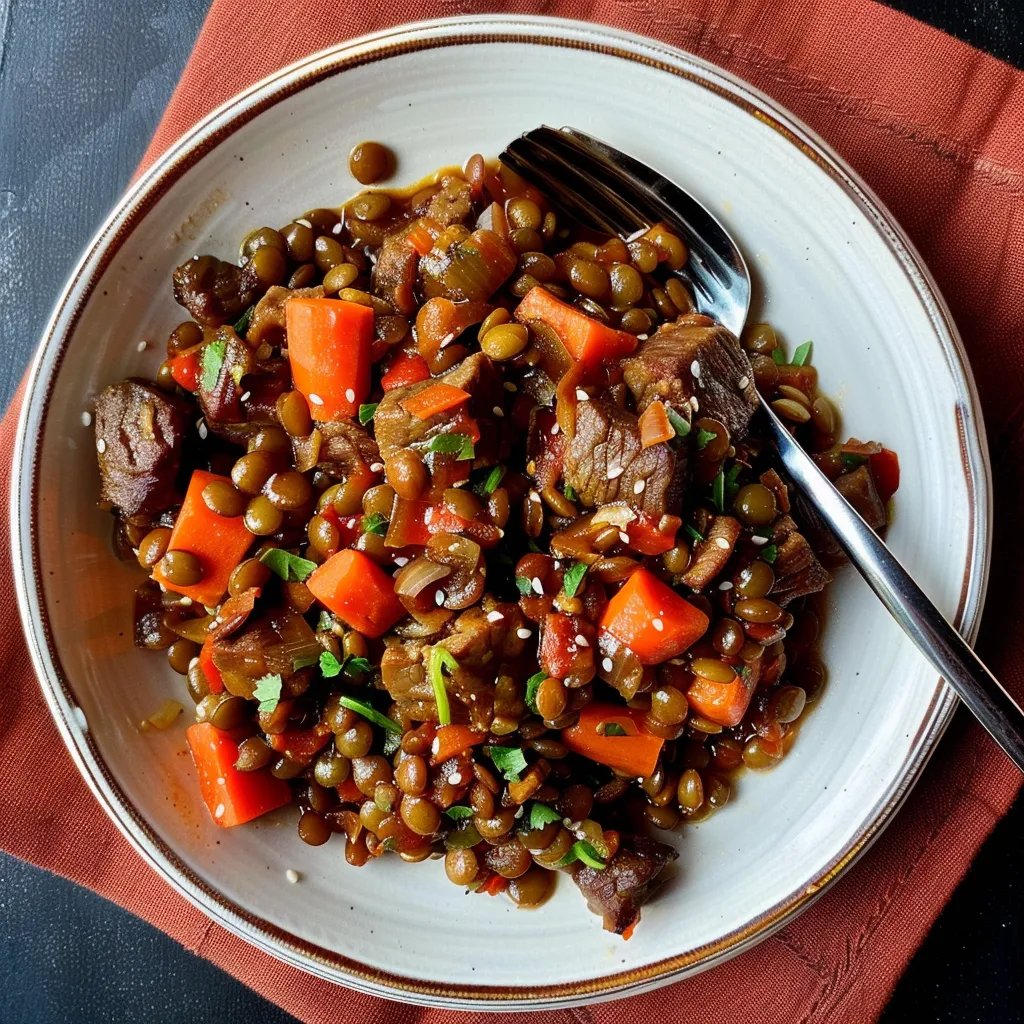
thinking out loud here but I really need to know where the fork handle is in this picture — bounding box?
[762,399,1024,772]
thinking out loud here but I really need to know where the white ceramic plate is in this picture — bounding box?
[12,15,989,1010]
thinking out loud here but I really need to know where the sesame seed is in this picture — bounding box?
[345,388,356,403]
[738,376,750,389]
[495,528,505,538]
[136,340,148,353]
[179,597,193,606]
[516,627,531,640]
[718,581,734,591]
[204,605,217,615]
[529,490,542,504]
[633,479,646,495]
[618,531,630,544]
[751,535,769,546]
[652,618,664,631]
[240,391,251,402]
[81,411,92,427]
[575,634,590,647]
[607,464,623,480]
[285,869,300,884]
[551,422,560,435]
[188,657,199,671]
[435,590,446,606]
[216,777,225,786]
[691,360,701,379]
[636,333,649,341]
[308,393,324,406]
[714,537,731,550]
[296,218,312,228]
[332,222,343,234]
[95,438,106,454]
[393,556,409,567]
[198,421,208,440]
[504,381,517,392]
[369,462,384,473]
[602,657,614,672]
[690,396,700,412]
[493,406,504,417]
[214,803,225,818]
[531,577,544,595]
[439,332,456,349]
[486,610,504,623]
[669,657,687,665]
[575,389,590,401]
[449,773,463,785]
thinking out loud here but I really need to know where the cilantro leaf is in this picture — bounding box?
[253,673,283,715]
[525,671,546,715]
[428,646,458,726]
[427,432,475,461]
[684,524,704,544]
[557,840,608,870]
[841,453,868,471]
[292,654,320,671]
[320,651,371,678]
[319,651,343,677]
[337,695,402,733]
[696,426,717,450]
[791,341,813,366]
[563,482,579,502]
[444,805,474,821]
[477,464,506,496]
[487,745,528,782]
[562,561,588,599]
[515,576,534,597]
[761,544,778,564]
[771,348,786,366]
[258,547,317,582]
[666,406,690,440]
[528,802,562,831]
[233,305,254,337]
[358,403,378,425]
[344,656,372,676]
[711,468,725,513]
[199,338,226,392]
[599,722,628,737]
[361,512,389,536]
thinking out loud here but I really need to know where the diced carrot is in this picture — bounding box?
[686,669,756,727]
[599,567,709,664]
[166,349,200,392]
[307,549,406,638]
[621,921,638,941]
[638,400,675,448]
[198,636,223,694]
[186,722,291,828]
[381,352,431,391]
[870,447,900,503]
[152,470,252,607]
[266,722,333,766]
[401,382,471,420]
[285,297,374,420]
[562,703,664,778]
[405,223,436,256]
[430,724,485,766]
[478,872,509,896]
[337,777,363,804]
[415,297,492,361]
[515,286,637,372]
[540,613,594,681]
[625,513,681,556]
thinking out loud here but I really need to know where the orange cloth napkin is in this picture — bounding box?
[3,2,1024,1021]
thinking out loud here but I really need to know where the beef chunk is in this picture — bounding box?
[196,327,252,427]
[835,464,887,531]
[562,398,685,515]
[770,516,831,605]
[573,834,678,934]
[422,175,474,227]
[247,285,324,346]
[172,255,257,327]
[373,227,418,316]
[95,379,191,517]
[373,352,502,460]
[292,420,380,478]
[681,516,742,591]
[622,320,758,438]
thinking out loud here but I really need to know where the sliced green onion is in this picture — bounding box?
[428,646,458,726]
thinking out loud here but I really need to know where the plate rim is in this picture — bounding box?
[9,14,991,1010]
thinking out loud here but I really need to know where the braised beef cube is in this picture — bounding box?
[835,464,887,531]
[770,516,831,605]
[196,327,252,426]
[172,254,257,327]
[623,320,757,439]
[681,516,741,591]
[572,833,678,933]
[562,398,685,515]
[423,175,474,227]
[372,227,419,315]
[95,379,191,518]
[292,420,380,477]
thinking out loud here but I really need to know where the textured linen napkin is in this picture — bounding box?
[4,2,1024,1021]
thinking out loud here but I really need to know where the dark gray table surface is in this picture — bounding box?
[1,2,1021,1021]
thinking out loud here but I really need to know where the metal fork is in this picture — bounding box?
[501,126,1024,772]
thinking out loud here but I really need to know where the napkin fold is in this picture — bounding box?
[4,2,1024,1022]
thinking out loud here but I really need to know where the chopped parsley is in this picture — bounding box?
[761,544,778,564]
[344,655,372,676]
[233,305,254,337]
[563,482,579,502]
[199,338,227,392]
[427,432,475,461]
[444,805,474,821]
[487,745,528,782]
[515,576,534,597]
[562,561,588,598]
[771,348,786,366]
[358,402,378,425]
[724,463,743,501]
[558,840,608,870]
[598,722,628,737]
[428,646,458,726]
[841,453,868,471]
[473,464,506,496]
[253,674,283,715]
[711,469,726,513]
[528,802,562,830]
[684,523,704,544]
[524,671,547,715]
[696,426,717,450]
[337,695,402,733]
[319,651,372,678]
[666,406,691,439]
[319,651,343,677]
[361,511,389,536]
[258,547,317,582]
[792,341,813,366]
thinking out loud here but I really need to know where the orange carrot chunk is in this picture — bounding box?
[266,723,333,766]
[638,400,675,448]
[307,549,406,638]
[381,352,431,391]
[686,669,756,728]
[599,567,709,664]
[152,470,252,607]
[430,724,485,766]
[285,297,374,421]
[514,286,638,371]
[562,703,664,778]
[401,382,471,420]
[186,722,291,828]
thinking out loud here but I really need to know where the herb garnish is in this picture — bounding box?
[487,745,528,782]
[337,695,402,733]
[524,671,547,715]
[253,674,283,714]
[199,338,226,392]
[233,306,254,337]
[427,432,475,461]
[666,406,691,439]
[562,561,588,598]
[696,426,717,450]
[761,544,778,564]
[361,512,389,536]
[358,403,378,425]
[428,646,458,726]
[791,341,813,366]
[258,547,317,582]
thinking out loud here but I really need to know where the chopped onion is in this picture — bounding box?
[591,502,638,529]
[394,555,452,599]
